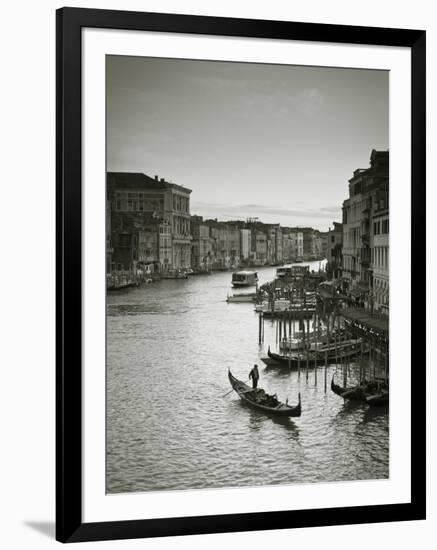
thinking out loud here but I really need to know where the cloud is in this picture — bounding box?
[319,205,342,213]
[191,201,340,220]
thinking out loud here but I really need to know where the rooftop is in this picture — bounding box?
[107,172,192,194]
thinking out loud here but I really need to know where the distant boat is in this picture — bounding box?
[231,270,258,287]
[228,370,301,417]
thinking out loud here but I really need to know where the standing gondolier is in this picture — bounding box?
[249,364,260,389]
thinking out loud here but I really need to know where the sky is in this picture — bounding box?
[106,56,388,231]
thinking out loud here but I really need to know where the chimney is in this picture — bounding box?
[160,178,165,182]
[154,175,158,181]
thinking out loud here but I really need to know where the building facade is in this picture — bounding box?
[107,172,192,272]
[341,150,389,306]
[282,229,303,262]
[325,222,343,279]
[240,229,252,262]
[372,200,389,313]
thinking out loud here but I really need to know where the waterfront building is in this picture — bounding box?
[266,224,283,264]
[371,193,389,314]
[291,231,304,260]
[107,172,192,271]
[281,229,303,262]
[313,230,323,259]
[111,230,138,272]
[320,231,329,259]
[227,224,241,268]
[138,226,158,273]
[191,215,213,271]
[295,227,319,260]
[204,220,241,269]
[240,229,252,262]
[157,221,172,272]
[341,149,389,304]
[325,222,343,279]
[253,230,268,264]
[281,229,293,262]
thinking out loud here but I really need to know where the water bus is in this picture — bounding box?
[231,270,258,287]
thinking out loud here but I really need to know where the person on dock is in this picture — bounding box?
[249,364,260,389]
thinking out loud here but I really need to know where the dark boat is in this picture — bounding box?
[366,391,389,406]
[228,370,301,417]
[330,377,366,401]
[266,347,320,368]
[264,344,362,369]
[331,376,389,406]
[260,356,281,368]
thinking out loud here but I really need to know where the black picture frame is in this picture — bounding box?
[56,7,426,543]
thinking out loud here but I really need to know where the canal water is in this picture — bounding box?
[106,263,389,494]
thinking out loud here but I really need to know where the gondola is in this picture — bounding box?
[265,346,329,368]
[228,370,301,417]
[266,347,316,367]
[330,377,366,401]
[365,391,389,407]
[264,345,362,369]
[331,376,389,406]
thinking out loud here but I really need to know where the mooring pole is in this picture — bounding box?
[314,312,318,386]
[324,317,329,393]
[306,302,309,382]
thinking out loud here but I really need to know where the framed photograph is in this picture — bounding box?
[56,7,426,543]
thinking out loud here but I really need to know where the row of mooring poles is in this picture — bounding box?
[260,282,351,394]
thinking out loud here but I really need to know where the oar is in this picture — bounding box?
[222,380,251,397]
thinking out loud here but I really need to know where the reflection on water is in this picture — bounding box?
[106,264,388,493]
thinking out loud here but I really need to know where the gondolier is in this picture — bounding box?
[228,370,301,417]
[249,364,260,389]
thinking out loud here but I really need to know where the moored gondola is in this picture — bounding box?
[228,370,301,417]
[330,377,365,401]
[365,391,389,406]
[331,376,389,406]
[264,344,362,369]
[266,346,313,367]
